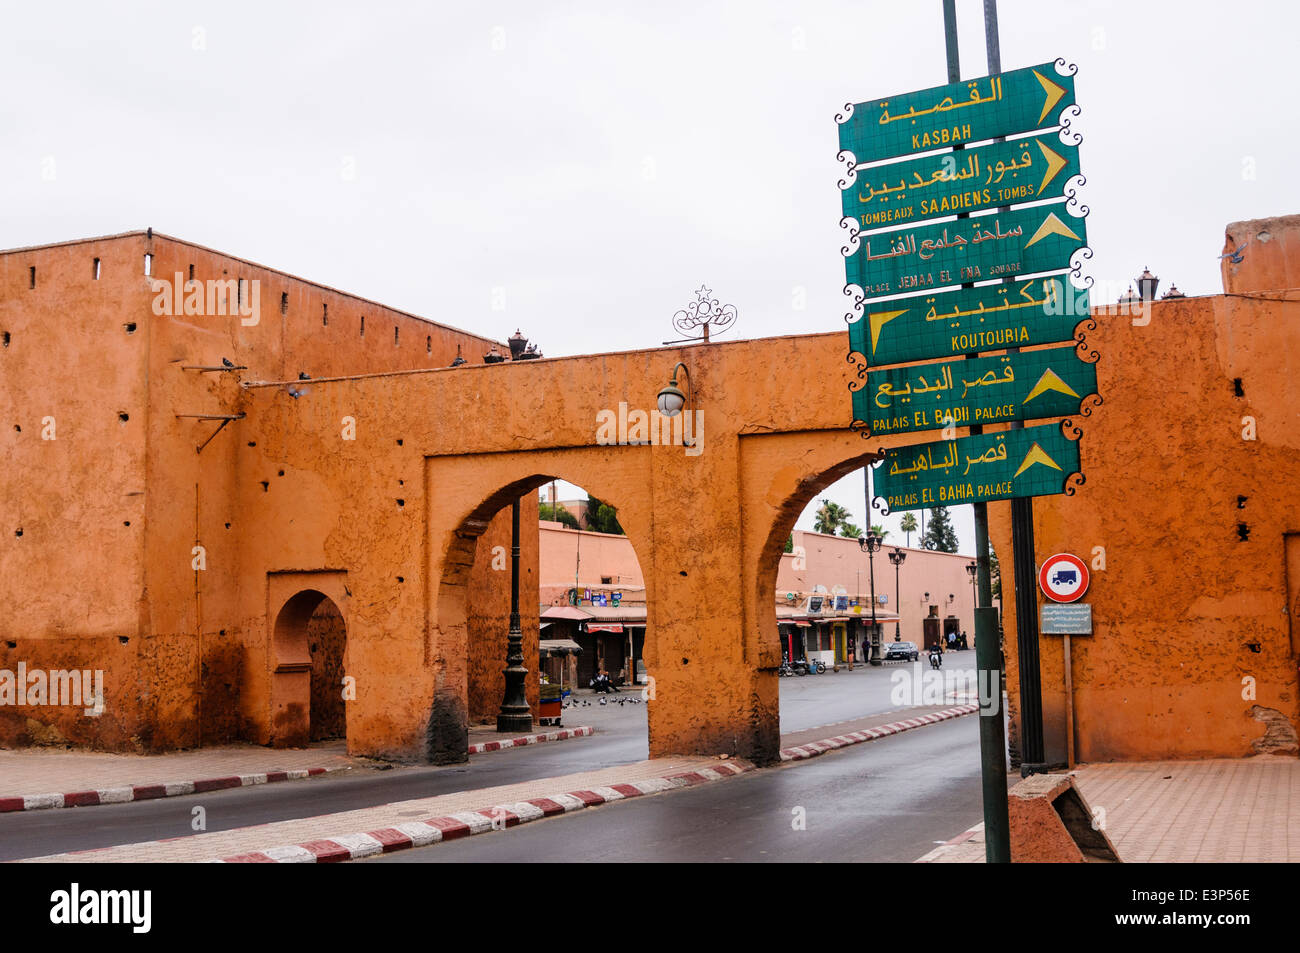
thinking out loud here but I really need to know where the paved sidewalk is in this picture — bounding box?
[917,756,1300,863]
[21,756,742,863]
[1,725,597,813]
[0,742,356,813]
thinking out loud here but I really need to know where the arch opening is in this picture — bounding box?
[432,472,651,765]
[270,589,349,748]
[756,449,990,741]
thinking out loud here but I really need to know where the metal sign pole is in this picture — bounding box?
[946,0,1011,865]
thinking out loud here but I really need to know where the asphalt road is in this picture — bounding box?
[368,714,993,863]
[0,654,978,861]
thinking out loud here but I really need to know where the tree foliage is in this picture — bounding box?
[814,499,852,536]
[899,512,918,547]
[540,502,579,529]
[585,496,624,535]
[921,506,959,553]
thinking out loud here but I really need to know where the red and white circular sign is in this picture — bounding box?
[1038,553,1089,603]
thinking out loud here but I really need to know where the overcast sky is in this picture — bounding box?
[5,1,1295,553]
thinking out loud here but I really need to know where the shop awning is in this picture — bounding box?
[586,623,624,633]
[539,639,583,656]
[795,621,811,628]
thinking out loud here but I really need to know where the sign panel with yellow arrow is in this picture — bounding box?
[846,200,1087,300]
[837,61,1076,164]
[859,345,1097,436]
[843,132,1081,232]
[873,422,1081,512]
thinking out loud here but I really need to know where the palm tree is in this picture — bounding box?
[839,522,862,539]
[870,523,889,541]
[900,512,917,547]
[813,499,852,535]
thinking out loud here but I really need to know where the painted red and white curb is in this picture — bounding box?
[468,726,593,754]
[216,762,753,863]
[915,822,984,863]
[779,704,979,762]
[0,767,339,814]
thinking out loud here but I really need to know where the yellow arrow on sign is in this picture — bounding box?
[1024,211,1081,249]
[1013,442,1064,479]
[1036,140,1069,196]
[1032,69,1067,124]
[868,307,909,353]
[1023,368,1081,404]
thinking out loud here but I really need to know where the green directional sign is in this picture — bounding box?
[859,345,1096,436]
[838,62,1077,164]
[843,133,1081,231]
[846,200,1087,299]
[873,423,1081,512]
[849,275,1088,366]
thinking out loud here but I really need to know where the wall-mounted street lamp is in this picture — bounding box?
[483,343,506,364]
[656,362,692,418]
[450,344,466,367]
[508,329,528,360]
[859,531,883,666]
[887,547,906,642]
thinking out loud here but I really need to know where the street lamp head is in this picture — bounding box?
[1136,266,1160,302]
[888,547,906,567]
[965,561,977,580]
[859,532,882,554]
[656,361,691,418]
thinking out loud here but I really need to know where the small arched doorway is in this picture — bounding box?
[271,589,348,748]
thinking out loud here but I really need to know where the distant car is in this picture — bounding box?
[884,641,919,662]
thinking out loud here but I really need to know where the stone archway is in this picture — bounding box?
[429,469,652,763]
[270,588,349,748]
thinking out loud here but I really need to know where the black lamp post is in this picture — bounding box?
[859,531,883,665]
[496,499,532,733]
[966,561,978,635]
[888,547,907,642]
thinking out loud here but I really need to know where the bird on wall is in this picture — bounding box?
[1219,240,1250,265]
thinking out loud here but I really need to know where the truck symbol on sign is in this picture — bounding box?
[1050,569,1078,587]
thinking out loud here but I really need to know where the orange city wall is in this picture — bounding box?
[4,215,1299,764]
[992,215,1300,763]
[0,232,521,753]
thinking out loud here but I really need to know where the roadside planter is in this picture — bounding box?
[539,684,563,726]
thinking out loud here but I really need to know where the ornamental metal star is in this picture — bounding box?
[670,285,738,342]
